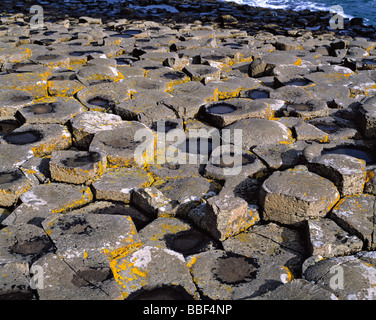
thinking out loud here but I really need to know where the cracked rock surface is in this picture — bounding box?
[2,0,376,301]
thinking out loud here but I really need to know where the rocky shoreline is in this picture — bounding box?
[2,0,376,300]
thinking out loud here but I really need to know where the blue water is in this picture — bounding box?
[224,0,376,26]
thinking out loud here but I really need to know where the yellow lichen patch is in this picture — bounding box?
[47,80,86,97]
[186,256,197,268]
[103,242,145,298]
[366,170,375,184]
[281,266,294,283]
[293,57,302,66]
[51,186,93,214]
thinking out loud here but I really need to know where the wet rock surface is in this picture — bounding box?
[2,0,376,301]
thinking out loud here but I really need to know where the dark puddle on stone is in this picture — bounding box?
[164,229,218,256]
[208,104,237,114]
[10,94,32,103]
[124,29,142,36]
[43,31,56,36]
[127,285,194,300]
[110,33,133,39]
[285,79,311,86]
[213,153,255,168]
[62,152,101,168]
[0,119,21,134]
[163,72,185,80]
[0,170,23,185]
[248,90,269,99]
[26,103,57,114]
[322,147,374,164]
[69,50,103,57]
[179,138,213,155]
[10,235,52,256]
[363,60,376,66]
[35,54,60,61]
[213,253,259,285]
[115,58,132,66]
[3,130,42,145]
[87,97,115,110]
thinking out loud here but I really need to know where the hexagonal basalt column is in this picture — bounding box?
[76,82,131,112]
[0,89,33,117]
[0,169,31,207]
[307,154,367,196]
[197,98,273,128]
[260,166,340,226]
[70,111,124,149]
[50,150,106,184]
[16,97,84,125]
[108,245,199,300]
[89,121,155,168]
[92,168,154,203]
[1,123,72,157]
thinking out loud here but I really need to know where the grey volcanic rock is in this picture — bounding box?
[1,0,376,301]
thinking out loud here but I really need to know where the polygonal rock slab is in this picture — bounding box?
[190,249,293,300]
[76,82,130,112]
[253,279,337,300]
[248,52,301,77]
[67,201,153,231]
[0,261,34,300]
[31,252,122,300]
[183,64,220,84]
[252,141,308,170]
[43,213,140,264]
[222,222,306,280]
[223,118,293,150]
[303,253,376,300]
[0,169,31,207]
[156,176,216,204]
[0,72,48,99]
[356,95,376,139]
[307,218,363,258]
[16,97,84,125]
[202,195,251,241]
[269,85,312,104]
[131,187,177,218]
[260,166,340,226]
[1,123,72,157]
[205,149,266,180]
[76,65,124,86]
[92,168,154,203]
[307,154,367,196]
[109,245,199,300]
[171,81,218,103]
[50,150,106,184]
[89,121,156,168]
[0,89,33,117]
[330,194,376,250]
[293,122,329,142]
[20,182,93,214]
[159,95,207,119]
[138,217,219,257]
[197,98,272,128]
[70,111,124,149]
[0,223,53,264]
[285,99,330,119]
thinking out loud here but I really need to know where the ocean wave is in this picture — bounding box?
[221,0,355,17]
